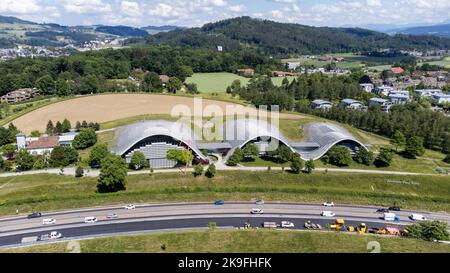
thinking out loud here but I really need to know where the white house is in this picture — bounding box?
[432,93,450,104]
[16,132,78,155]
[388,93,410,105]
[287,62,301,70]
[311,99,333,110]
[369,98,393,112]
[339,99,364,110]
[359,83,374,93]
[415,89,442,98]
[373,85,394,96]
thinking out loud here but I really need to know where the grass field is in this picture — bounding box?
[1,171,449,216]
[3,230,450,253]
[185,72,297,93]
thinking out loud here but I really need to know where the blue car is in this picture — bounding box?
[214,200,225,205]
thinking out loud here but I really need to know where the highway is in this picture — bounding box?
[1,202,449,249]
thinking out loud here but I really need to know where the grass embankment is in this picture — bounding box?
[0,171,449,216]
[4,230,450,253]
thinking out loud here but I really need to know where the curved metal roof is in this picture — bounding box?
[112,120,208,161]
[296,122,368,160]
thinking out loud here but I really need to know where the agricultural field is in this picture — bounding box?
[0,171,449,216]
[9,93,304,134]
[419,56,450,69]
[185,72,296,93]
[3,230,450,253]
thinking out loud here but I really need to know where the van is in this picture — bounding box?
[42,218,56,225]
[410,214,426,221]
[84,217,98,223]
[321,211,336,217]
[384,213,396,221]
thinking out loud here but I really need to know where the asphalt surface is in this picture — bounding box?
[1,202,449,249]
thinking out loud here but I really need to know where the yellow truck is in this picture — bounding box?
[329,219,346,231]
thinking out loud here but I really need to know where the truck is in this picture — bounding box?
[384,213,396,221]
[262,222,278,229]
[21,232,62,244]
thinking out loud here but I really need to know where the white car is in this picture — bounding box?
[124,204,136,210]
[84,217,98,223]
[281,221,295,228]
[250,208,264,214]
[255,200,265,205]
[323,202,335,207]
[49,231,62,239]
[321,211,336,217]
[107,213,118,219]
[42,218,56,225]
[410,214,427,221]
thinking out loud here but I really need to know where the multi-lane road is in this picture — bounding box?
[1,202,450,249]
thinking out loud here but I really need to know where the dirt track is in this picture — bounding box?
[12,94,304,133]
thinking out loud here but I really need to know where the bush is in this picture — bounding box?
[354,148,374,166]
[15,149,35,171]
[290,154,304,174]
[205,164,216,178]
[88,144,110,168]
[75,166,84,178]
[305,159,315,174]
[406,221,449,241]
[443,154,450,164]
[193,164,204,177]
[72,128,97,150]
[242,144,259,161]
[326,146,352,167]
[405,136,425,159]
[375,148,393,167]
[49,146,79,167]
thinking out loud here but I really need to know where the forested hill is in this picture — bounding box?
[139,17,450,55]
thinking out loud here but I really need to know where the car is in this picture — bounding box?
[321,211,336,217]
[124,204,136,210]
[389,206,401,211]
[281,221,295,228]
[214,200,225,205]
[323,202,335,207]
[42,218,56,225]
[27,212,42,219]
[107,213,118,219]
[84,217,98,223]
[376,208,390,213]
[410,214,427,221]
[250,208,264,214]
[255,200,265,205]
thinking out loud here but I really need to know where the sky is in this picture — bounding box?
[0,0,449,29]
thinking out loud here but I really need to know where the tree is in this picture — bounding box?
[193,164,204,177]
[30,130,41,137]
[205,163,216,178]
[444,154,450,164]
[35,75,54,95]
[55,121,63,135]
[15,149,35,171]
[88,144,110,168]
[275,145,293,163]
[167,149,194,174]
[167,77,183,93]
[129,151,149,170]
[33,155,46,170]
[305,159,315,174]
[75,166,84,178]
[142,72,163,92]
[72,128,97,150]
[405,136,425,159]
[62,119,72,133]
[354,148,374,166]
[49,146,78,167]
[46,120,55,135]
[186,83,199,94]
[0,156,4,171]
[375,148,393,167]
[406,221,449,242]
[242,144,259,161]
[326,146,352,167]
[290,154,304,174]
[442,137,450,155]
[0,127,15,146]
[391,130,406,152]
[97,154,127,193]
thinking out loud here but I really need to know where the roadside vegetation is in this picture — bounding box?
[3,230,450,253]
[0,171,449,216]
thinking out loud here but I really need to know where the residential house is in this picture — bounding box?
[432,93,450,104]
[237,68,255,77]
[339,99,365,110]
[391,67,405,75]
[369,98,393,112]
[0,88,40,104]
[16,132,78,155]
[415,89,443,99]
[287,62,301,70]
[373,85,394,96]
[359,83,374,93]
[159,75,170,87]
[272,71,297,77]
[388,93,410,105]
[311,99,333,110]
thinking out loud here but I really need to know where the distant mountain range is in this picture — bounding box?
[386,23,450,38]
[137,17,450,55]
[0,15,180,48]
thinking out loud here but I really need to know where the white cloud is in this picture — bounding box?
[229,5,245,13]
[0,0,42,14]
[120,1,142,17]
[148,3,183,18]
[63,0,112,14]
